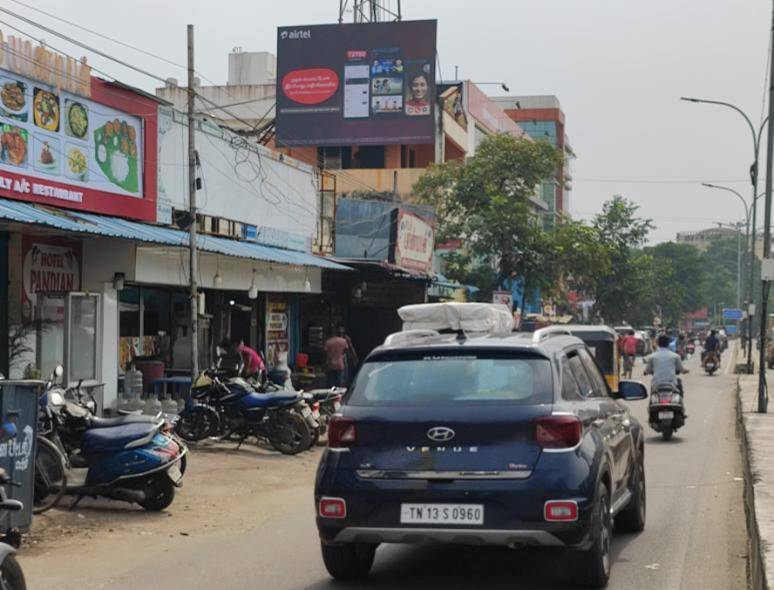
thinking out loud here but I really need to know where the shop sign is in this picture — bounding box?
[21,235,81,320]
[0,33,157,222]
[492,290,513,310]
[0,31,91,97]
[265,297,290,367]
[393,209,434,273]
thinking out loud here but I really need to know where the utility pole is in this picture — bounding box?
[758,5,774,414]
[187,24,199,383]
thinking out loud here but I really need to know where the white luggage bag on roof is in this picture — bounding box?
[397,302,514,335]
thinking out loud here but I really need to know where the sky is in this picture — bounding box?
[6,0,771,243]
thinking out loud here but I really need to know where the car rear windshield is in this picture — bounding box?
[347,351,553,406]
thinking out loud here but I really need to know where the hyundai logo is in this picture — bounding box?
[427,427,455,442]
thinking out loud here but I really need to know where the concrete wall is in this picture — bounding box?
[156,107,319,252]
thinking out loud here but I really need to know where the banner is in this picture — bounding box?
[392,209,434,272]
[276,20,437,146]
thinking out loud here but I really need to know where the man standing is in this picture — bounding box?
[324,328,349,388]
[337,324,358,385]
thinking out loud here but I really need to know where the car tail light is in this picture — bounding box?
[535,415,582,449]
[544,500,578,522]
[319,497,347,519]
[328,416,357,448]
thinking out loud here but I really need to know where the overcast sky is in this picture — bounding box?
[9,0,771,243]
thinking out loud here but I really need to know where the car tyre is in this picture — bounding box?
[616,454,646,533]
[571,481,612,588]
[321,542,376,580]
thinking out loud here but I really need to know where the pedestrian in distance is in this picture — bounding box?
[324,327,350,388]
[622,329,638,379]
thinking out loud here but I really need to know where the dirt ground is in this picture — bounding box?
[24,439,322,556]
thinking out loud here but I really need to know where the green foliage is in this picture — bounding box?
[414,133,561,298]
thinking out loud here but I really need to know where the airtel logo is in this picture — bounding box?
[280,29,311,40]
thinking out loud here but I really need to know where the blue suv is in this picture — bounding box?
[315,327,648,588]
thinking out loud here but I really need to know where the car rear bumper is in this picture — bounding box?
[327,526,566,547]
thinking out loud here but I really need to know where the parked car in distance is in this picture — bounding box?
[315,307,649,588]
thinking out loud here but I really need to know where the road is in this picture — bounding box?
[22,346,747,589]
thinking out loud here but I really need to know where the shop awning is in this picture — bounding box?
[0,198,351,271]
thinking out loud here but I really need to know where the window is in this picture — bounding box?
[348,351,553,406]
[561,356,584,401]
[568,353,593,398]
[578,349,610,398]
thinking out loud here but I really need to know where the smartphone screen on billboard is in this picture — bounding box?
[344,50,370,119]
[369,48,404,116]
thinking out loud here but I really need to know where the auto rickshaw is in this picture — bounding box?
[564,325,620,392]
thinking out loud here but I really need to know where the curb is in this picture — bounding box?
[737,377,768,590]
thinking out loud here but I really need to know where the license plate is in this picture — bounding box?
[400,503,484,525]
[167,462,182,483]
[659,411,674,420]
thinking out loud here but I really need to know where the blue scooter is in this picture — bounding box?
[38,370,187,511]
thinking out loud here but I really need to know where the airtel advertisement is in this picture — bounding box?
[276,20,437,147]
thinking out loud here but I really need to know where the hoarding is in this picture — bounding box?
[0,32,157,221]
[276,20,437,147]
[392,209,434,273]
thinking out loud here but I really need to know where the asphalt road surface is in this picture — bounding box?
[23,346,747,590]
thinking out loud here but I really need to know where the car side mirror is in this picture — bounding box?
[617,380,648,401]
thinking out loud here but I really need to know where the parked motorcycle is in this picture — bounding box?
[648,383,686,441]
[36,367,187,511]
[175,370,314,454]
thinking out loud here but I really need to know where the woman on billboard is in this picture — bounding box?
[405,69,431,116]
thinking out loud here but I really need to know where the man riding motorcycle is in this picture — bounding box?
[645,334,689,394]
[703,329,721,367]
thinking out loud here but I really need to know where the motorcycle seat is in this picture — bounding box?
[241,392,299,409]
[87,414,159,428]
[82,422,161,454]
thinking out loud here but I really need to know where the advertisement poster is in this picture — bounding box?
[392,209,434,273]
[21,235,81,320]
[265,296,290,367]
[492,290,514,310]
[0,70,144,200]
[276,20,436,146]
[0,31,157,221]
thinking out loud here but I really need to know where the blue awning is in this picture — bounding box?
[0,198,350,271]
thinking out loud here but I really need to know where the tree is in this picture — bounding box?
[414,133,561,300]
[645,242,705,313]
[591,196,655,324]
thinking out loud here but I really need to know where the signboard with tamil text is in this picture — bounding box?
[391,209,434,273]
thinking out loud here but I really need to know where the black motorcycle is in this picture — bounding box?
[175,370,314,455]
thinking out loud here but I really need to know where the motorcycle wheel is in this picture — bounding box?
[0,555,26,590]
[139,476,175,511]
[661,427,673,441]
[33,436,67,514]
[268,411,312,455]
[175,406,219,442]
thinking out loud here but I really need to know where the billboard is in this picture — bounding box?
[0,31,157,221]
[276,20,437,147]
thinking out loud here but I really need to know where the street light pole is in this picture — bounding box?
[682,100,769,377]
[758,3,774,414]
[702,183,752,357]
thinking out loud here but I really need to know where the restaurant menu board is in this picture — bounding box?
[0,71,144,199]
